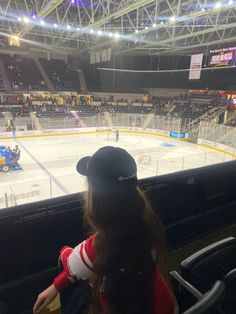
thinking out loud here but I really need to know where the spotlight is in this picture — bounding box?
[228,0,233,4]
[77,27,80,31]
[12,35,19,40]
[114,33,120,39]
[67,25,71,30]
[23,17,29,23]
[152,23,157,28]
[97,30,102,36]
[160,21,164,25]
[53,23,58,28]
[90,29,94,34]
[40,20,45,26]
[215,2,221,8]
[108,32,113,37]
[145,26,149,30]
[32,14,36,19]
[170,16,176,22]
[135,29,139,33]
[17,17,22,22]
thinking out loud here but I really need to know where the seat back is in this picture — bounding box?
[221,268,236,313]
[181,237,236,293]
[182,281,225,314]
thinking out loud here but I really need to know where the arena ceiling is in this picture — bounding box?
[0,0,235,56]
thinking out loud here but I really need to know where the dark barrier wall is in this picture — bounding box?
[80,54,236,91]
[1,160,236,312]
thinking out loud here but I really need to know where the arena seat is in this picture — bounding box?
[171,268,236,313]
[39,58,80,92]
[180,237,236,293]
[75,104,99,116]
[1,55,47,91]
[170,237,236,314]
[170,238,236,313]
[182,281,225,314]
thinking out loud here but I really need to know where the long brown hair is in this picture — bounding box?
[84,175,166,314]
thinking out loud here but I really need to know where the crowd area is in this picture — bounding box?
[0,54,80,92]
[0,91,232,130]
[2,55,47,91]
[0,54,233,128]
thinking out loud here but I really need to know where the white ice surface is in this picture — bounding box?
[0,132,233,209]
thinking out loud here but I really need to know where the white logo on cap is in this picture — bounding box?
[117,174,136,181]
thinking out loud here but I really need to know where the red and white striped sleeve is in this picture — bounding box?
[53,234,96,291]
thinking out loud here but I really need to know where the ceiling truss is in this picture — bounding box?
[0,0,235,56]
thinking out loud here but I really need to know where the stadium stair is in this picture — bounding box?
[78,70,88,94]
[103,111,113,127]
[0,58,12,91]
[30,112,42,130]
[142,112,155,129]
[169,104,177,113]
[224,112,236,125]
[3,112,15,130]
[34,57,55,93]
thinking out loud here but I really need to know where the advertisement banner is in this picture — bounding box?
[170,131,186,139]
[209,47,236,67]
[189,53,203,80]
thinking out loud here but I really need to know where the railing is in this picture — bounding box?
[0,113,184,131]
[199,121,236,150]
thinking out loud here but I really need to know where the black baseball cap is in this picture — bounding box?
[76,146,137,185]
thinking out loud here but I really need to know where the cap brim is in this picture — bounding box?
[76,156,91,176]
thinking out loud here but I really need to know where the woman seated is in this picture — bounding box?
[33,146,174,314]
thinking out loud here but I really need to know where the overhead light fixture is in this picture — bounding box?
[67,25,71,30]
[23,17,29,23]
[160,21,164,25]
[40,20,45,26]
[114,33,120,39]
[53,23,58,28]
[228,0,233,4]
[17,17,22,22]
[108,32,113,37]
[145,26,149,30]
[32,14,36,19]
[170,16,176,22]
[77,27,80,31]
[201,7,205,11]
[97,30,102,36]
[215,1,222,8]
[152,23,157,28]
[12,35,19,40]
[135,29,139,33]
[90,29,94,34]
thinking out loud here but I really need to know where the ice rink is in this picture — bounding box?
[0,131,233,209]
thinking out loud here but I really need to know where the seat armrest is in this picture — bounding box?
[182,280,225,314]
[170,271,203,299]
[223,268,236,285]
